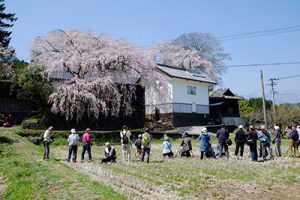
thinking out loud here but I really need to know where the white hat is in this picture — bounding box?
[71,128,76,134]
[260,125,265,130]
[274,126,280,130]
[238,125,243,129]
[105,142,110,146]
[201,127,208,133]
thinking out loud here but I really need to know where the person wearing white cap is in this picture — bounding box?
[67,128,80,162]
[273,126,282,157]
[234,125,246,160]
[258,125,273,161]
[101,142,116,163]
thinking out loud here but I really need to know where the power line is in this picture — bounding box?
[276,74,300,80]
[225,61,300,68]
[218,25,300,41]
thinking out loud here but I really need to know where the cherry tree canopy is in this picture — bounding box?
[0,43,14,78]
[30,30,167,121]
[147,32,230,82]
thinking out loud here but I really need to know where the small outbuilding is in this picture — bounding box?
[209,88,243,126]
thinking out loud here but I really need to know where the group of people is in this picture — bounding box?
[42,124,300,163]
[197,124,300,161]
[42,126,93,162]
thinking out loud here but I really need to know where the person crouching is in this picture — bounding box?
[101,142,116,163]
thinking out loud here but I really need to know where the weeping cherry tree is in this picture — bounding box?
[30,29,167,121]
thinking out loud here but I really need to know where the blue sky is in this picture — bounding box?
[6,0,300,104]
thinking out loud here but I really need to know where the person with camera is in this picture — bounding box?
[43,126,53,160]
[216,124,230,159]
[258,125,273,161]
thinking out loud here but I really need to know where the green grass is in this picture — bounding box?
[2,127,300,199]
[0,128,127,200]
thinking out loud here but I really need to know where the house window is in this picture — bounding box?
[187,85,196,95]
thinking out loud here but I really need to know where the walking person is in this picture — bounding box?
[67,129,80,162]
[288,125,299,157]
[180,132,193,158]
[247,125,258,161]
[216,124,229,159]
[273,126,283,157]
[234,125,246,160]
[101,142,117,163]
[198,127,211,159]
[135,134,142,157]
[258,125,273,161]
[120,125,131,162]
[141,128,152,163]
[162,136,173,158]
[43,126,53,160]
[81,128,92,162]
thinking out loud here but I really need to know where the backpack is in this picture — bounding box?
[122,132,129,144]
[291,130,299,141]
[142,133,150,146]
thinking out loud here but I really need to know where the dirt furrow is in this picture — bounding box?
[52,148,181,200]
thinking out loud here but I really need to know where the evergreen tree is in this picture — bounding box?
[0,0,17,47]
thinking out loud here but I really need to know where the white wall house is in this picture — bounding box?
[145,64,216,128]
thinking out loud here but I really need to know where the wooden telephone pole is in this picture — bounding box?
[260,70,268,128]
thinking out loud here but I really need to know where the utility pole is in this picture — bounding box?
[268,78,279,124]
[260,70,268,128]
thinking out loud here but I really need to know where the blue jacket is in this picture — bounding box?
[198,133,211,152]
[162,141,172,154]
[258,130,271,143]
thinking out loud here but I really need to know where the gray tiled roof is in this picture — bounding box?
[156,64,216,84]
[209,88,242,99]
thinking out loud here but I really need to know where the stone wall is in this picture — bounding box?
[145,112,208,130]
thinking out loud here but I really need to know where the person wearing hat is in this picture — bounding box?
[101,142,116,163]
[273,126,282,157]
[162,136,173,158]
[234,125,246,160]
[120,125,132,162]
[134,134,142,157]
[67,128,80,162]
[198,127,211,159]
[258,125,273,161]
[180,132,192,158]
[247,125,258,161]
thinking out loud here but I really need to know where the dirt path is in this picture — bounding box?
[52,148,181,200]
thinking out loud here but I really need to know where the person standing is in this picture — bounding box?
[258,125,273,161]
[120,125,131,162]
[198,127,211,159]
[162,137,173,158]
[247,125,258,161]
[216,124,229,159]
[180,133,192,158]
[81,128,92,162]
[43,126,53,160]
[135,134,142,157]
[101,142,117,163]
[234,125,246,160]
[67,129,80,162]
[141,128,152,163]
[273,126,282,157]
[288,125,299,157]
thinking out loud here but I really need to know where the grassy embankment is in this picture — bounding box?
[0,127,127,200]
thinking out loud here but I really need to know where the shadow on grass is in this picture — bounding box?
[0,136,17,144]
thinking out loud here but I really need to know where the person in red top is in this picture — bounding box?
[81,128,92,162]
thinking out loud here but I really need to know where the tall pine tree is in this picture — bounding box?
[0,0,17,47]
